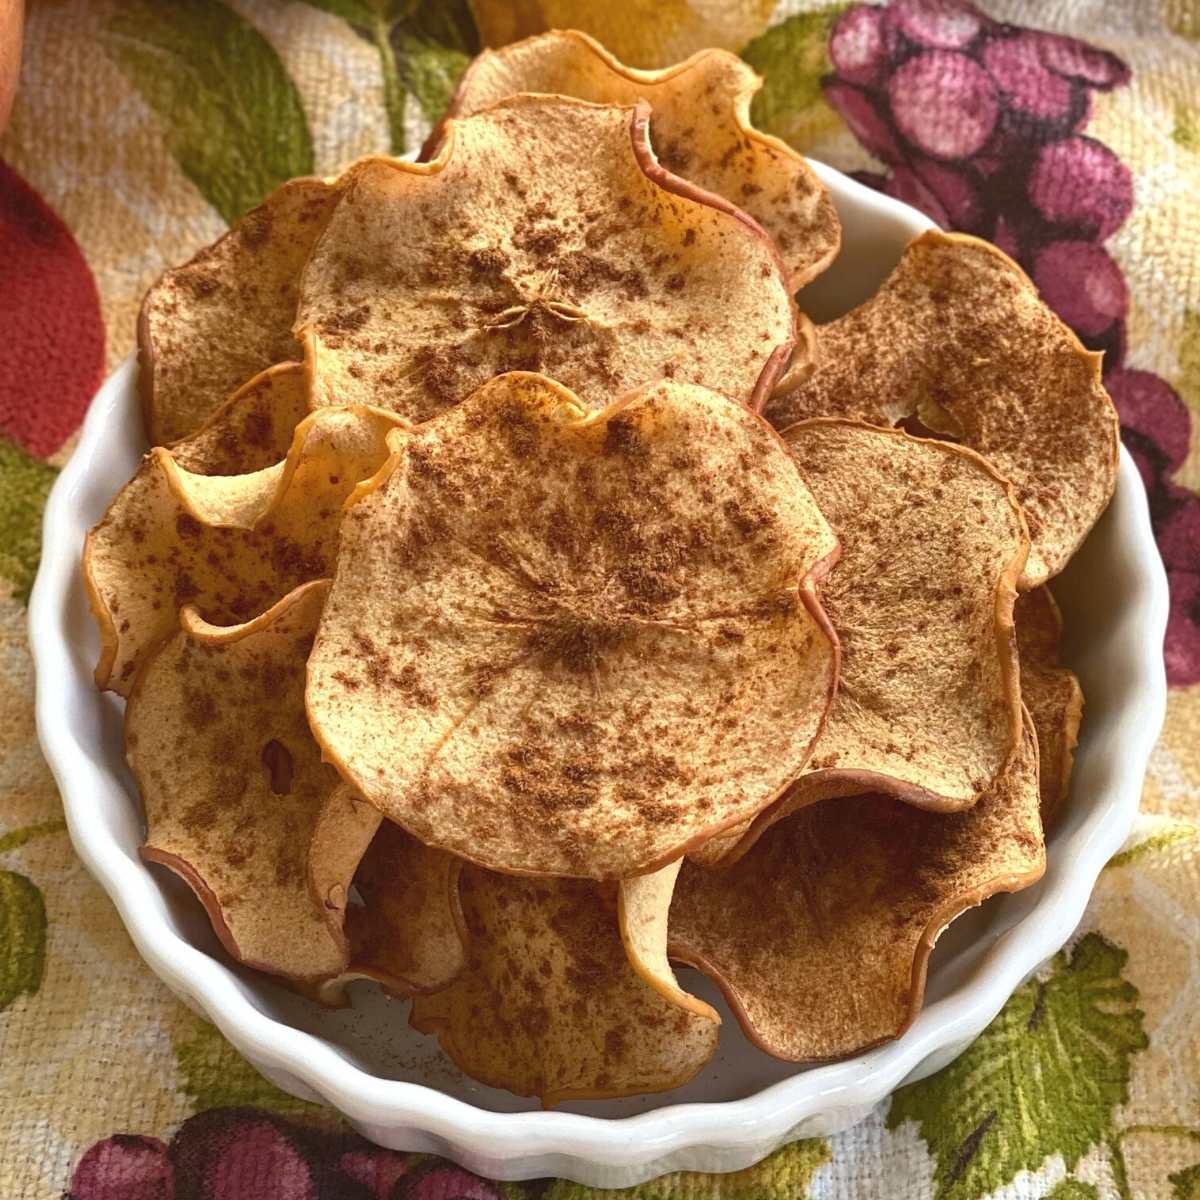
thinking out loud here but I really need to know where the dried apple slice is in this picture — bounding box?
[306,373,838,879]
[409,869,719,1105]
[670,712,1045,1063]
[1016,587,1083,828]
[766,231,1120,586]
[140,176,339,444]
[437,30,839,289]
[85,406,403,695]
[169,363,310,476]
[314,820,468,1006]
[128,581,371,982]
[296,95,798,423]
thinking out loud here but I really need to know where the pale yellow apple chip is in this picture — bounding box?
[128,581,372,982]
[439,30,839,288]
[670,712,1045,1063]
[410,869,719,1105]
[306,373,838,879]
[314,820,468,1006]
[1016,587,1083,828]
[169,363,310,476]
[84,406,404,695]
[140,176,339,444]
[296,95,798,423]
[767,231,1119,587]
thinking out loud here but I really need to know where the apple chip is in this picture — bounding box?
[1016,587,1083,828]
[128,582,369,981]
[169,363,310,476]
[314,820,468,1006]
[438,30,839,289]
[409,869,719,1105]
[767,231,1119,586]
[306,373,838,879]
[670,712,1045,1063]
[140,176,338,444]
[296,95,798,423]
[85,406,403,695]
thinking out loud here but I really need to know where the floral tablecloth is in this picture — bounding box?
[1,1,1198,1197]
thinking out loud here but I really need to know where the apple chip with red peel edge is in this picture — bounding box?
[128,581,370,982]
[766,230,1119,587]
[410,870,719,1105]
[437,30,840,290]
[295,95,798,423]
[314,820,468,1007]
[84,406,405,696]
[670,711,1045,1063]
[169,363,310,477]
[140,176,339,445]
[305,373,838,879]
[1016,587,1083,828]
[691,418,1027,868]
[619,859,718,1022]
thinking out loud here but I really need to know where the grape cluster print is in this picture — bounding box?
[69,1109,506,1200]
[824,0,1200,685]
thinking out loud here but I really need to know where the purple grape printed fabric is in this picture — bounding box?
[1,2,1199,1199]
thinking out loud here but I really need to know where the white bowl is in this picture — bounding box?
[29,162,1169,1187]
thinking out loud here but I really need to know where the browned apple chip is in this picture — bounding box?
[140,176,339,444]
[670,712,1045,1063]
[128,581,371,981]
[314,820,468,1006]
[169,363,310,476]
[84,406,404,695]
[1016,587,1083,828]
[438,30,839,289]
[410,869,719,1105]
[296,95,798,423]
[306,373,838,879]
[766,231,1119,587]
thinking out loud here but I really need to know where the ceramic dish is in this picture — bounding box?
[29,161,1169,1187]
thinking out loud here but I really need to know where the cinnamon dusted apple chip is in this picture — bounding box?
[314,820,468,1006]
[670,712,1045,1063]
[170,363,310,476]
[128,582,369,981]
[84,406,404,695]
[296,95,798,423]
[1016,587,1083,828]
[767,231,1119,586]
[306,373,838,879]
[438,30,839,289]
[140,176,338,444]
[410,870,719,1105]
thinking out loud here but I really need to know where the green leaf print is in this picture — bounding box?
[0,869,48,1011]
[0,438,58,606]
[741,5,848,145]
[1178,309,1200,411]
[1171,1164,1200,1200]
[1172,106,1200,153]
[103,0,314,226]
[887,933,1148,1200]
[173,1014,328,1118]
[541,1138,830,1200]
[1046,1182,1099,1200]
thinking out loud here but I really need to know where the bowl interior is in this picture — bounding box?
[35,163,1162,1125]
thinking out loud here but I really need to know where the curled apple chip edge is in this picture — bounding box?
[84,404,406,696]
[139,175,340,446]
[169,361,311,477]
[128,580,380,982]
[768,230,1120,588]
[433,28,840,290]
[305,371,840,880]
[311,818,469,1007]
[295,95,801,425]
[409,869,719,1106]
[1016,586,1084,829]
[670,709,1046,1064]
